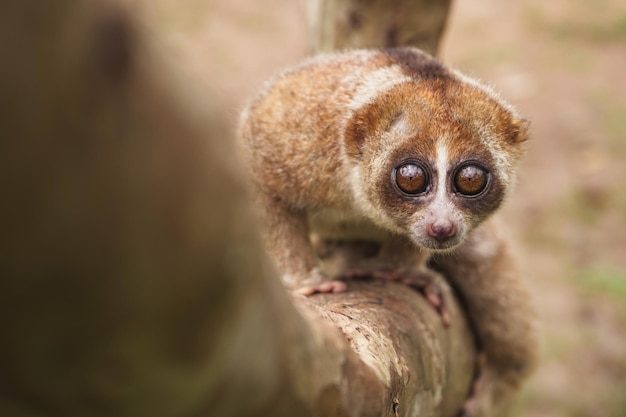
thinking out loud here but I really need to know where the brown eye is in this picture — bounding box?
[395,162,429,195]
[454,164,489,196]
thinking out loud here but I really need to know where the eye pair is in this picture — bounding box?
[394,161,489,196]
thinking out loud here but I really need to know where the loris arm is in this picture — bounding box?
[429,217,538,417]
[257,192,316,286]
[256,191,330,290]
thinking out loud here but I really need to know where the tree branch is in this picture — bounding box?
[0,1,475,417]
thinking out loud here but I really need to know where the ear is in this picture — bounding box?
[508,118,530,144]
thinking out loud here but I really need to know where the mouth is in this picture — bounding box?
[420,240,461,252]
[410,233,464,252]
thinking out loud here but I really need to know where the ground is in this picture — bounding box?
[142,0,626,415]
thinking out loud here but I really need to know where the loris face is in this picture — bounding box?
[344,80,528,252]
[382,138,505,251]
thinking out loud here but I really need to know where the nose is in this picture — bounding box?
[427,220,457,242]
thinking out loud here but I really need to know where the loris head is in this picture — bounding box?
[343,49,528,252]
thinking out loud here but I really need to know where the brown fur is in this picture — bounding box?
[238,47,537,417]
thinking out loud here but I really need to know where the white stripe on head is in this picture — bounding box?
[429,138,460,226]
[347,66,411,112]
[435,140,449,201]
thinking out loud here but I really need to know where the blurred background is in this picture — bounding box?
[138,0,626,415]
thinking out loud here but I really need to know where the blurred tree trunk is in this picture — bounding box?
[304,0,453,55]
[0,1,474,417]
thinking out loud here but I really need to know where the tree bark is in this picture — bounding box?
[0,1,475,417]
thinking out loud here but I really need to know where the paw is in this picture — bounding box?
[339,267,451,326]
[290,267,349,296]
[294,280,348,296]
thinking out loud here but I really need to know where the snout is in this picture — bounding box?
[410,217,464,252]
[427,219,457,242]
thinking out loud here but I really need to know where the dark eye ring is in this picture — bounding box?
[394,161,429,195]
[453,163,489,196]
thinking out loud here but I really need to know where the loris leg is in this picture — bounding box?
[430,218,538,417]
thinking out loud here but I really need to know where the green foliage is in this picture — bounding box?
[574,263,626,300]
[618,14,626,35]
